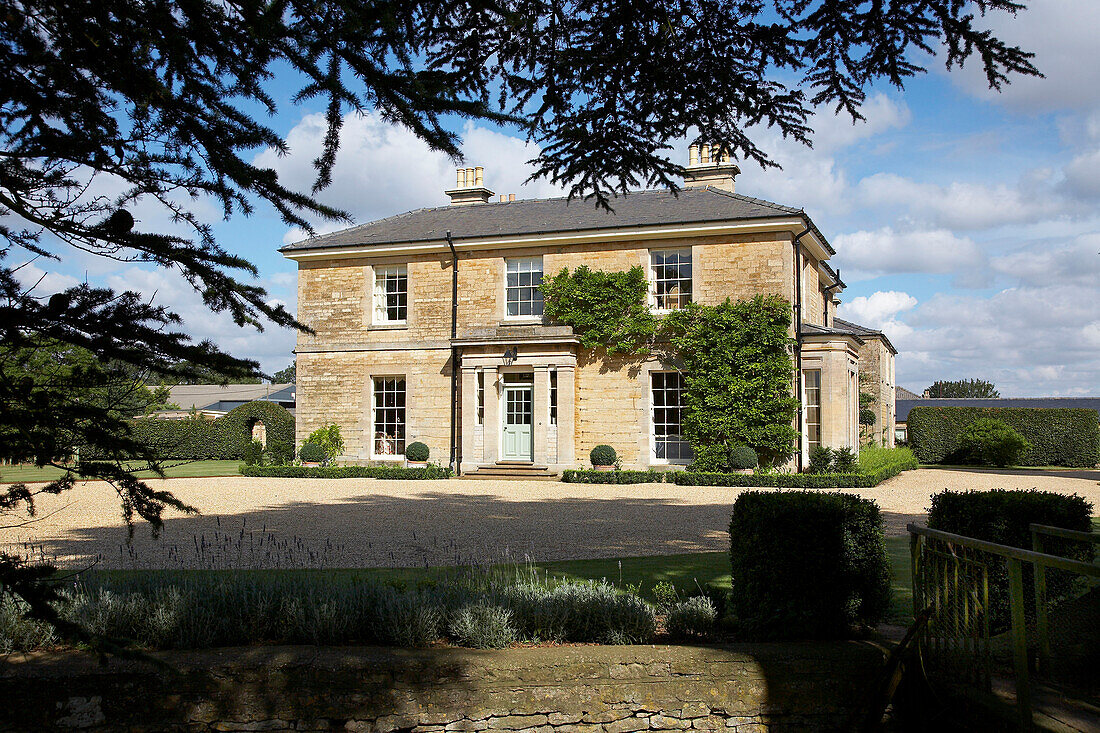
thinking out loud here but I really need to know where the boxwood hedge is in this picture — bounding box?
[729,491,890,638]
[907,406,1099,467]
[240,464,452,479]
[927,489,1094,629]
[561,469,667,484]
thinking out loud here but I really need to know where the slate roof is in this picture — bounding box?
[895,386,922,400]
[896,398,1100,422]
[281,187,834,255]
[800,323,865,343]
[832,317,898,354]
[169,383,296,411]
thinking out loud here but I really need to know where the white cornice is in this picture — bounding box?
[282,217,833,264]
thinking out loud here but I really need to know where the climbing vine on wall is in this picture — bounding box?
[540,266,657,355]
[541,267,798,468]
[664,296,799,469]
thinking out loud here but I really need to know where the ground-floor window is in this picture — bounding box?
[550,370,558,425]
[373,376,406,457]
[477,371,485,425]
[804,370,821,450]
[651,371,692,463]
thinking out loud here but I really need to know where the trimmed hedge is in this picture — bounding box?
[561,469,667,484]
[926,489,1094,630]
[674,462,914,488]
[240,464,452,480]
[116,416,228,460]
[215,401,295,461]
[729,491,890,638]
[907,406,1100,467]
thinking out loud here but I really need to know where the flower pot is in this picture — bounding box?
[302,461,320,467]
[407,460,427,468]
[593,464,615,472]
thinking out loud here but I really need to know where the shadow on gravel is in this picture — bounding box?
[16,488,924,570]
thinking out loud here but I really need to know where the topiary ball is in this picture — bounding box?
[728,445,758,470]
[590,444,617,467]
[405,441,430,462]
[298,442,325,463]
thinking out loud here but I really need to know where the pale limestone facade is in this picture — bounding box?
[285,162,892,472]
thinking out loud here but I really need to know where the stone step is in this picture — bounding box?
[460,464,559,480]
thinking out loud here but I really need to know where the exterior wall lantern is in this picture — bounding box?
[502,346,518,365]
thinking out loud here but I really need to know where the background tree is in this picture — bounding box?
[925,379,1001,398]
[272,362,296,384]
[1,0,1038,644]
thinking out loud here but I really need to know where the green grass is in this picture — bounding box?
[858,444,918,475]
[91,536,917,626]
[0,460,243,484]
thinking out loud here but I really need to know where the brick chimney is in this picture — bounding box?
[446,166,494,205]
[683,144,740,193]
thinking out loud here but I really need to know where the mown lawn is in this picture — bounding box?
[0,460,243,484]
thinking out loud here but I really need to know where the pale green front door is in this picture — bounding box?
[502,384,534,461]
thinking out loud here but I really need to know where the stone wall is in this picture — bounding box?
[854,338,896,448]
[1,642,886,733]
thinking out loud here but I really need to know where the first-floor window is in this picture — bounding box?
[804,370,821,450]
[651,371,692,462]
[506,257,544,317]
[374,265,408,323]
[373,377,406,456]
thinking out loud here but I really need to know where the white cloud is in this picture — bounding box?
[832,227,982,280]
[101,266,296,376]
[947,0,1100,112]
[839,291,917,326]
[854,173,1067,230]
[890,281,1100,396]
[258,112,565,242]
[990,232,1100,286]
[735,94,910,214]
[10,260,82,296]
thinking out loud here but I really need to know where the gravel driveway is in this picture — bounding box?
[7,468,1098,569]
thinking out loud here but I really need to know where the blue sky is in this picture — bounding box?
[18,0,1100,396]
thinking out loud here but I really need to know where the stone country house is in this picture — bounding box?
[281,148,897,475]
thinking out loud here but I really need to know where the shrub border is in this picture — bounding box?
[674,459,915,488]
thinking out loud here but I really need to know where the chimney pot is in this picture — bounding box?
[446,165,494,205]
[682,146,739,193]
[689,144,699,166]
[508,193,515,202]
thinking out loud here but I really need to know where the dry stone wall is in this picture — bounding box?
[1,642,885,733]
